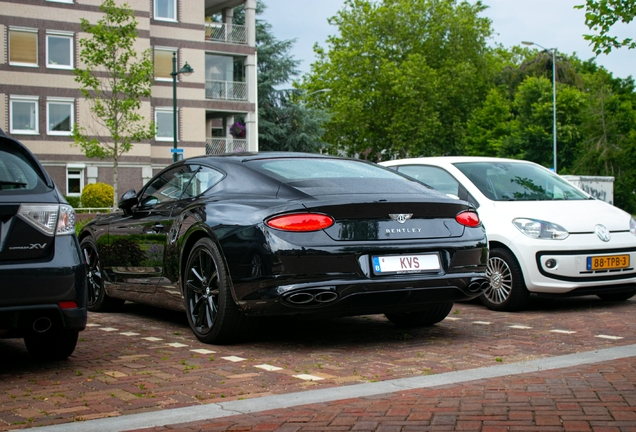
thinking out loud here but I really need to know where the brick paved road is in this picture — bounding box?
[1,296,635,430]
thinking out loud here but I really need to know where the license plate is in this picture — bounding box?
[587,254,630,270]
[372,254,440,274]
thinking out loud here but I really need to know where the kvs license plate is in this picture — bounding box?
[372,253,440,274]
[587,254,630,270]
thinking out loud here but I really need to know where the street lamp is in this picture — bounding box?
[171,52,194,163]
[522,41,557,173]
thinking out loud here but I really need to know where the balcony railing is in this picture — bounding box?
[205,80,248,101]
[204,23,247,44]
[206,137,248,155]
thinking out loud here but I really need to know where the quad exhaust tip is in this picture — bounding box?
[285,290,339,305]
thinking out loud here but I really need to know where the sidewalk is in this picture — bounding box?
[38,344,636,432]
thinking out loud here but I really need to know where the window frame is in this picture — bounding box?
[154,0,177,22]
[66,164,85,196]
[10,96,39,135]
[46,98,74,136]
[46,31,74,69]
[46,0,74,3]
[154,47,176,81]
[9,27,39,67]
[155,107,176,142]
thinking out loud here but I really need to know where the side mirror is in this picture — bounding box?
[118,189,138,215]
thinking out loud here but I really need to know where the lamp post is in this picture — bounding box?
[522,41,557,173]
[171,52,194,163]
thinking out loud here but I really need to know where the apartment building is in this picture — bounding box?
[0,0,258,199]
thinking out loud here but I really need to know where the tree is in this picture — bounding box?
[302,0,496,159]
[73,0,155,205]
[575,0,636,54]
[232,1,327,152]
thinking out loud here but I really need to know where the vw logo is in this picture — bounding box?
[595,224,611,242]
[389,214,413,224]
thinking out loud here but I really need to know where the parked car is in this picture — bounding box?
[79,152,488,344]
[380,156,636,311]
[0,128,86,359]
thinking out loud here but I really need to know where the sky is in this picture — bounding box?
[261,0,634,82]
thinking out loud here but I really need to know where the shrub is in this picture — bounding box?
[64,195,81,208]
[81,183,114,208]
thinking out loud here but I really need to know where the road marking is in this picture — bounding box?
[550,330,576,334]
[191,349,216,354]
[255,364,283,371]
[222,356,246,362]
[120,332,140,336]
[509,325,532,329]
[85,323,101,327]
[142,337,163,341]
[596,335,623,340]
[98,327,118,332]
[166,342,189,348]
[444,317,461,321]
[293,374,324,381]
[472,321,492,325]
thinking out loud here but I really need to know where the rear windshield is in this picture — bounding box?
[454,161,589,201]
[247,158,434,195]
[0,141,49,194]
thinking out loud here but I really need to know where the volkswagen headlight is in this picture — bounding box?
[513,218,569,240]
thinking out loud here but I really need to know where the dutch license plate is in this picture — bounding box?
[372,253,440,274]
[587,254,630,270]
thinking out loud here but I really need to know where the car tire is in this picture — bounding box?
[184,238,242,344]
[24,329,79,360]
[81,237,124,312]
[481,247,530,311]
[385,301,454,327]
[597,291,636,301]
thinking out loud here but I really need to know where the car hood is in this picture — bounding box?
[484,199,632,232]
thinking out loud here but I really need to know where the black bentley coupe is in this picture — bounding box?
[79,153,488,343]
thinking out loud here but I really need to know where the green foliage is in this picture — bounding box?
[302,0,496,159]
[575,0,636,54]
[64,196,81,208]
[73,0,155,205]
[81,183,114,208]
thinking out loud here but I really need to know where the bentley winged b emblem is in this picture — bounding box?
[389,213,413,224]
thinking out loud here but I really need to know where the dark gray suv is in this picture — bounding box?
[0,128,87,359]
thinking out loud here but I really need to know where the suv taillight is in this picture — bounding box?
[18,204,76,236]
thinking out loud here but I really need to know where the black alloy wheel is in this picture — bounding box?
[385,301,454,327]
[481,247,530,311]
[184,238,241,344]
[80,237,124,311]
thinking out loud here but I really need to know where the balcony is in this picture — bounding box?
[205,80,247,101]
[206,137,248,154]
[205,23,247,44]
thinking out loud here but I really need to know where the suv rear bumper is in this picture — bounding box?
[0,235,87,336]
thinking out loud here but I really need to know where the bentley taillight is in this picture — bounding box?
[266,213,335,232]
[456,211,481,228]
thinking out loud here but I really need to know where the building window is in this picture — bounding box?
[155,108,175,141]
[9,28,38,66]
[47,0,74,3]
[47,32,74,69]
[47,98,74,135]
[10,96,39,135]
[66,166,84,196]
[154,0,176,21]
[154,48,174,80]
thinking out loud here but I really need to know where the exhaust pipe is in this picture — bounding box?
[285,290,339,305]
[32,317,52,333]
[468,278,489,293]
[314,291,338,303]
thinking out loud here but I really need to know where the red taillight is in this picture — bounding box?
[266,213,335,232]
[59,301,78,309]
[455,211,480,228]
